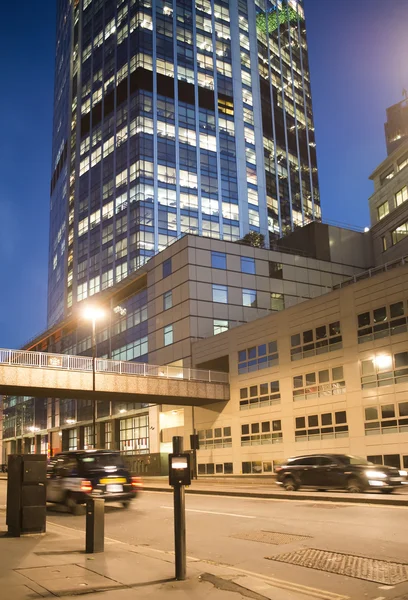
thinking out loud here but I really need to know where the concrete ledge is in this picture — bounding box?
[143,485,408,506]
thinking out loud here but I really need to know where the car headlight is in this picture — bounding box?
[365,470,386,479]
[399,470,408,477]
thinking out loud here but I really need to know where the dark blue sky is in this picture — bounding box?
[0,0,407,349]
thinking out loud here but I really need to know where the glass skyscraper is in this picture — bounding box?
[48,0,320,327]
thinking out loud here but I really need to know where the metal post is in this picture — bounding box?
[172,436,186,580]
[92,319,97,449]
[174,484,186,580]
[191,407,197,480]
[86,497,104,553]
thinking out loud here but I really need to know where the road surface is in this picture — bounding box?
[1,480,407,600]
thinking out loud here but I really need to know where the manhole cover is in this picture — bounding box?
[266,548,408,585]
[233,531,311,545]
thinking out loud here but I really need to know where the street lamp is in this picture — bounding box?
[83,306,105,449]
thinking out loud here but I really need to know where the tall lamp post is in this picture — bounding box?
[83,307,105,449]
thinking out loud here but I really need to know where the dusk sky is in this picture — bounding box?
[0,0,407,349]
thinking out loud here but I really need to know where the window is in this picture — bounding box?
[68,428,78,451]
[163,291,172,310]
[377,201,389,221]
[269,261,283,279]
[197,426,232,449]
[295,411,349,441]
[164,324,173,346]
[398,154,408,171]
[364,400,408,436]
[382,236,388,252]
[198,462,233,475]
[361,350,408,389]
[357,300,408,343]
[211,251,226,269]
[395,186,408,207]
[270,293,284,311]
[163,258,172,278]
[105,422,112,449]
[380,167,394,183]
[119,414,149,454]
[392,221,408,245]
[241,256,255,274]
[213,319,228,335]
[239,380,280,410]
[238,340,278,374]
[292,366,345,401]
[242,460,278,474]
[291,321,342,361]
[241,419,282,445]
[242,288,257,307]
[212,284,228,303]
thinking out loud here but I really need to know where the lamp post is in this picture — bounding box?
[83,307,105,449]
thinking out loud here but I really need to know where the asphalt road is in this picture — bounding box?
[1,480,408,600]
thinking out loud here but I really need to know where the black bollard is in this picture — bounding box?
[85,497,105,553]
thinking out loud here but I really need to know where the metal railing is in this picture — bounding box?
[332,255,407,291]
[0,348,229,384]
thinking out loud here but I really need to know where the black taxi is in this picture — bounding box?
[47,449,142,513]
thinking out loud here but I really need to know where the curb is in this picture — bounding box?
[142,485,408,506]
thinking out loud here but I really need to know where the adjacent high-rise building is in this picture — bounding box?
[384,95,408,156]
[48,0,320,328]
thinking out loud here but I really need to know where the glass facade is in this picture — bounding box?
[48,0,320,328]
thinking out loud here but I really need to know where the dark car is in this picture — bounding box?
[275,454,407,493]
[47,450,142,513]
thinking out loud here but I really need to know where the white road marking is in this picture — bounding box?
[160,505,255,519]
[378,585,395,589]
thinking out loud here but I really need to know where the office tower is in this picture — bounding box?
[48,0,320,328]
[384,96,408,156]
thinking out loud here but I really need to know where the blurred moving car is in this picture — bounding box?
[47,449,142,513]
[275,454,407,493]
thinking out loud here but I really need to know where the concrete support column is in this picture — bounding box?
[78,426,85,450]
[112,419,121,451]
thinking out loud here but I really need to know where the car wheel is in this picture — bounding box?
[347,477,363,493]
[65,493,81,515]
[381,488,394,494]
[283,477,298,491]
[122,501,131,509]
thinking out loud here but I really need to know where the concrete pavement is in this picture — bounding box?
[0,510,350,600]
[1,478,408,599]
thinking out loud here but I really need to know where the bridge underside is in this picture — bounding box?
[0,365,229,407]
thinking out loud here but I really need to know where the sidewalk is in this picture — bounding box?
[142,476,408,506]
[0,512,348,600]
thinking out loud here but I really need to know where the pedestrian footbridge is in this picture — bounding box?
[0,349,229,406]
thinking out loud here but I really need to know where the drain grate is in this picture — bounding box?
[265,548,408,585]
[233,530,311,545]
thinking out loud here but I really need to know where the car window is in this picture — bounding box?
[79,453,125,471]
[337,455,373,466]
[318,457,336,466]
[288,456,318,466]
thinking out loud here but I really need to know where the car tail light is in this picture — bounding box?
[274,467,282,472]
[131,476,143,489]
[81,479,93,492]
